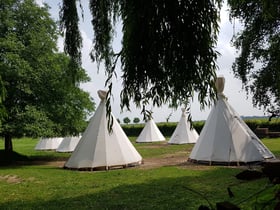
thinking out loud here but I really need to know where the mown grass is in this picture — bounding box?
[0,138,71,161]
[129,136,193,158]
[0,137,279,209]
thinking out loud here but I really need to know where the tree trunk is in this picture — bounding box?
[4,134,13,152]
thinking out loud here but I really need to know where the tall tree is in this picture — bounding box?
[60,0,222,120]
[133,117,140,124]
[0,0,94,152]
[228,0,280,114]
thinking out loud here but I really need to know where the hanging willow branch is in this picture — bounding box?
[59,0,83,83]
[60,0,222,128]
[90,0,221,113]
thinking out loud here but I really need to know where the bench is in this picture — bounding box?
[254,128,269,138]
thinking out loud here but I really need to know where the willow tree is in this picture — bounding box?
[228,0,280,116]
[60,0,222,119]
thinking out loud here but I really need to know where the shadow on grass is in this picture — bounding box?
[0,176,223,210]
[0,150,29,166]
[0,168,273,210]
[0,150,68,167]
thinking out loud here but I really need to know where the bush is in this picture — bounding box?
[244,118,280,132]
[122,124,144,136]
[123,117,131,124]
[121,118,280,137]
[121,121,204,137]
[133,117,140,124]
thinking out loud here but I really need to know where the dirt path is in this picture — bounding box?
[37,151,213,171]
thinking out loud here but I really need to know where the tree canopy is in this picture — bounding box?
[123,117,130,124]
[0,0,94,151]
[60,0,222,119]
[133,117,140,124]
[228,0,280,114]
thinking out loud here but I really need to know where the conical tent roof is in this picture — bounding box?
[136,118,166,143]
[64,90,142,170]
[168,108,199,144]
[189,77,275,165]
[35,137,63,150]
[56,136,81,152]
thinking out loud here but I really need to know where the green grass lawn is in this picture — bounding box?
[0,137,279,210]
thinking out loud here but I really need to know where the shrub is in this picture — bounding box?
[121,118,280,137]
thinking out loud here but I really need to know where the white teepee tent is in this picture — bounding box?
[56,136,81,152]
[35,137,63,150]
[64,90,142,170]
[189,76,275,165]
[168,108,199,144]
[136,118,166,143]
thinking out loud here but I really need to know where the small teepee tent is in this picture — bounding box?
[64,90,142,170]
[189,76,275,165]
[56,136,81,152]
[136,117,166,143]
[168,108,199,144]
[35,137,63,150]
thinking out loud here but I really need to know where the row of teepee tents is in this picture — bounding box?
[35,136,81,152]
[35,137,64,151]
[136,108,199,144]
[35,108,198,152]
[35,76,276,170]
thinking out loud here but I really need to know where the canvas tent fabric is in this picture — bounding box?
[35,137,63,150]
[64,90,142,170]
[56,136,81,152]
[189,77,275,165]
[168,108,199,144]
[136,118,166,143]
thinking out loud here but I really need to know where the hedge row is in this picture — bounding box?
[122,121,205,137]
[121,118,280,137]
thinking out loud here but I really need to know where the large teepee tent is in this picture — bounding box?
[168,108,199,144]
[189,77,275,165]
[64,90,142,170]
[56,136,81,152]
[136,118,166,143]
[35,137,63,150]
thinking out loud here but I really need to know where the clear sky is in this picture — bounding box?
[38,1,265,123]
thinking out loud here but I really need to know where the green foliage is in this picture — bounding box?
[15,106,56,138]
[0,0,94,147]
[244,118,280,132]
[122,121,201,137]
[121,118,280,137]
[59,0,82,82]
[228,0,280,112]
[133,117,140,124]
[157,122,177,137]
[123,117,131,124]
[60,0,222,120]
[193,121,205,134]
[122,124,144,136]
